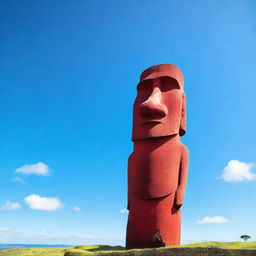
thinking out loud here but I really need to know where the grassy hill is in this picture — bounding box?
[182,241,256,249]
[0,242,256,256]
[0,247,67,256]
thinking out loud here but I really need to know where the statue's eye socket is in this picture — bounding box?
[161,77,180,92]
[137,80,152,94]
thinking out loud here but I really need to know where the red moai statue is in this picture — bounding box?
[126,64,189,249]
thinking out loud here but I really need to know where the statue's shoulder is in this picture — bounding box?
[128,153,134,168]
[128,152,134,161]
[180,143,189,158]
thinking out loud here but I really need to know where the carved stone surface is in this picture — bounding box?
[126,64,189,249]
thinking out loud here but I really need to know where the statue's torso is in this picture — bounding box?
[131,137,181,200]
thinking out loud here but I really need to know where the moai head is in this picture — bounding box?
[132,64,186,141]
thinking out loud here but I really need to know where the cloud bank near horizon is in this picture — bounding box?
[197,216,229,224]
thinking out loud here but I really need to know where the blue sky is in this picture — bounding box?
[0,0,256,245]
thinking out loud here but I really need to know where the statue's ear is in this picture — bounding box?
[179,93,186,136]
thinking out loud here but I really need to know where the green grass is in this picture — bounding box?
[0,247,67,256]
[1,242,256,256]
[182,241,256,249]
[74,245,125,252]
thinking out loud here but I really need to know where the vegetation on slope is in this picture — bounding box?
[0,242,256,256]
[0,247,67,256]
[183,241,256,249]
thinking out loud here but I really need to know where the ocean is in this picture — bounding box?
[0,244,72,250]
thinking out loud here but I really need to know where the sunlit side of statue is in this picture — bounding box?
[126,64,189,249]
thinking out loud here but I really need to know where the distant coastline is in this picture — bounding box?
[0,244,72,250]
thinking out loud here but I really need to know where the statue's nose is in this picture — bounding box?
[139,87,168,119]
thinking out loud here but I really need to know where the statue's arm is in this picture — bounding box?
[127,153,133,210]
[175,144,189,209]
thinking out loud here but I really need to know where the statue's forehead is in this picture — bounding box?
[139,64,184,89]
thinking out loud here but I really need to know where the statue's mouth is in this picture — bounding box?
[141,120,161,126]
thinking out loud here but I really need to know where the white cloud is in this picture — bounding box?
[12,177,25,183]
[73,206,81,212]
[0,226,16,240]
[119,208,129,214]
[0,227,124,245]
[0,226,12,233]
[15,162,50,176]
[24,194,63,211]
[0,201,22,210]
[39,229,51,237]
[197,216,229,224]
[220,160,256,182]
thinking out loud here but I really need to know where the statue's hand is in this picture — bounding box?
[174,188,184,210]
